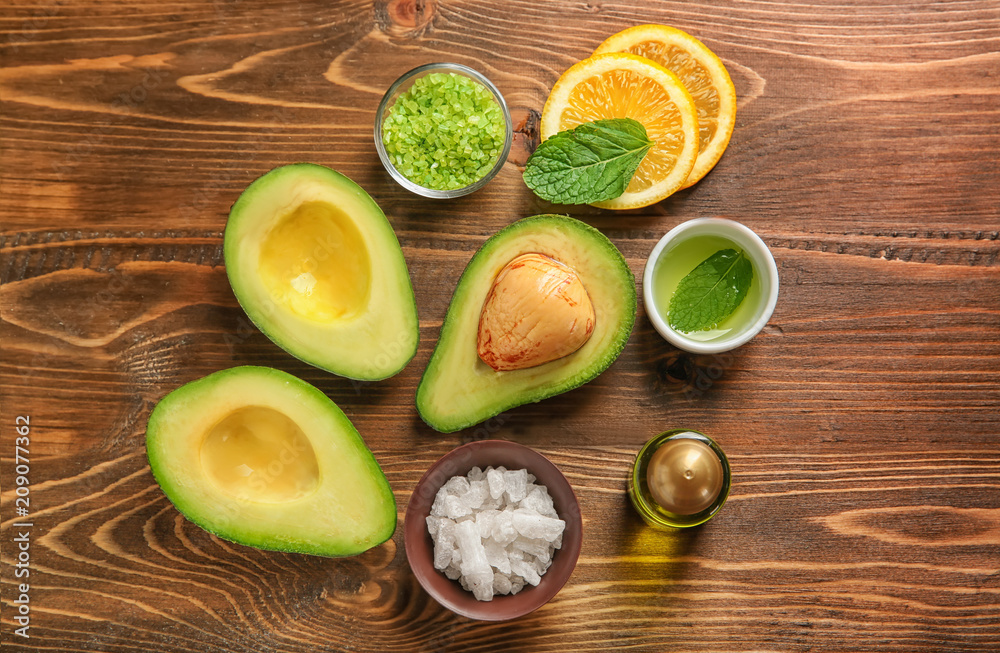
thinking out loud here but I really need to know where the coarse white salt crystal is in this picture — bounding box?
[427,465,566,602]
[512,508,565,542]
[430,491,446,517]
[456,521,493,601]
[444,475,470,496]
[504,469,529,503]
[444,494,472,520]
[493,572,513,595]
[512,537,551,563]
[456,521,489,573]
[475,509,499,538]
[466,479,489,510]
[469,572,494,602]
[433,519,456,571]
[484,538,511,575]
[480,492,503,511]
[433,544,452,572]
[510,558,541,586]
[522,486,557,518]
[491,509,518,545]
[486,467,505,499]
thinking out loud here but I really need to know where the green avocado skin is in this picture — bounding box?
[416,215,637,433]
[224,163,419,381]
[146,366,397,557]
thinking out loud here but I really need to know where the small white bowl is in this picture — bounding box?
[642,218,779,354]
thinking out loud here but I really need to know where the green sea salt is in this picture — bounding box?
[382,72,505,191]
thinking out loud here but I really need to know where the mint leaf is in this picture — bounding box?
[668,249,754,333]
[522,118,653,204]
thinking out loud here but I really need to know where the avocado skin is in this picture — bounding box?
[416,215,637,433]
[146,366,396,557]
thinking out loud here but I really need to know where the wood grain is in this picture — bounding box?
[2,0,999,651]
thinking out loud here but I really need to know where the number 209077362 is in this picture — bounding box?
[15,416,31,515]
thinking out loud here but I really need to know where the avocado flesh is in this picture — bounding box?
[225,164,418,381]
[146,366,397,557]
[417,215,636,433]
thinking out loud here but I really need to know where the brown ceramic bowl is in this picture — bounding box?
[404,440,582,621]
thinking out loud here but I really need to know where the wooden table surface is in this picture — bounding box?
[2,0,999,651]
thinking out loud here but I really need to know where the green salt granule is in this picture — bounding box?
[382,72,505,191]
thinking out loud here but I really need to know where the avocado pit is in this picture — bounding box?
[477,252,596,371]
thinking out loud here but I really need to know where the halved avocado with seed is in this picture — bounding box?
[224,163,419,381]
[146,366,396,557]
[417,215,636,432]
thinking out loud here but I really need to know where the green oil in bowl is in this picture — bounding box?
[651,232,762,343]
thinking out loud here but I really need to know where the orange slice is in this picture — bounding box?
[539,53,699,210]
[593,24,737,188]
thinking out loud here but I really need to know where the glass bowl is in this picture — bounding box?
[374,63,513,199]
[628,429,732,529]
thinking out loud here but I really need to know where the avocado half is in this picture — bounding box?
[146,366,396,557]
[224,164,419,381]
[416,215,636,432]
